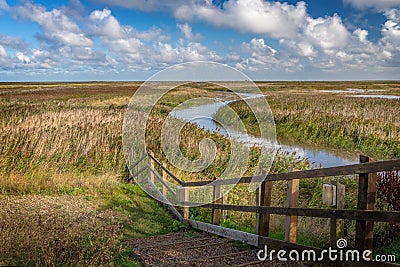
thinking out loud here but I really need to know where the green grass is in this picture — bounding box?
[0,83,177,266]
[2,81,399,265]
[105,183,176,239]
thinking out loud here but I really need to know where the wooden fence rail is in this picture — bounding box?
[181,158,400,186]
[128,152,400,265]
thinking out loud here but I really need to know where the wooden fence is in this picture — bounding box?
[129,152,400,265]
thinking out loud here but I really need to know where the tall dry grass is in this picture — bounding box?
[216,92,400,159]
[0,87,140,266]
[0,98,128,194]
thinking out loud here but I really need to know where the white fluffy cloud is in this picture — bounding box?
[98,0,307,38]
[174,0,307,38]
[0,0,8,11]
[96,0,200,12]
[89,9,126,39]
[1,0,400,79]
[16,52,30,63]
[304,14,350,51]
[237,7,400,76]
[14,2,93,47]
[0,45,6,56]
[88,8,169,42]
[177,23,203,41]
[379,9,400,65]
[156,42,220,64]
[343,0,400,11]
[0,35,27,50]
[86,8,219,69]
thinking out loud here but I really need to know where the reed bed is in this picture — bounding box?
[216,90,400,159]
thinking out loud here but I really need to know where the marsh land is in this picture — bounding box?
[0,81,399,265]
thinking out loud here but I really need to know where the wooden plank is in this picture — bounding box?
[182,159,400,187]
[133,237,213,249]
[162,251,249,266]
[330,181,346,246]
[365,161,377,252]
[336,182,346,240]
[185,219,258,247]
[149,166,176,197]
[222,192,228,220]
[127,165,148,182]
[212,183,221,225]
[257,180,272,238]
[162,163,167,196]
[149,157,155,185]
[147,152,183,184]
[148,179,183,222]
[184,187,189,220]
[176,186,190,220]
[356,155,369,251]
[258,235,324,253]
[285,171,299,243]
[255,184,260,233]
[167,203,184,222]
[129,153,148,171]
[169,240,231,252]
[183,217,398,266]
[181,203,400,222]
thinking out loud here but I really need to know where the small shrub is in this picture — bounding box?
[377,170,400,233]
[377,170,400,212]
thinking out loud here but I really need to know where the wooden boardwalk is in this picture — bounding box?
[126,231,311,267]
[127,152,400,266]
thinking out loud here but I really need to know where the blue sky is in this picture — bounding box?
[0,0,399,81]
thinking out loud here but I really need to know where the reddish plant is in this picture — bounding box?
[377,170,400,211]
[377,170,400,231]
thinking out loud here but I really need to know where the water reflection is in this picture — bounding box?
[170,93,359,168]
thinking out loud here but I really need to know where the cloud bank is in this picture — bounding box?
[0,0,399,80]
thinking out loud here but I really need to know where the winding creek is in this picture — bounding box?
[170,93,359,168]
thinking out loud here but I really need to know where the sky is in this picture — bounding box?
[0,0,399,81]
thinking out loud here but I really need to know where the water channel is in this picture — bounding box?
[170,93,359,168]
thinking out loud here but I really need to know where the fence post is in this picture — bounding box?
[330,181,345,246]
[285,167,299,243]
[212,181,221,225]
[356,155,376,253]
[177,186,189,220]
[183,187,189,220]
[222,192,228,220]
[162,163,167,197]
[255,184,260,232]
[149,155,155,185]
[257,170,272,238]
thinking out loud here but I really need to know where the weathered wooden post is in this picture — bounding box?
[256,170,272,238]
[149,154,155,185]
[177,186,189,220]
[335,182,346,240]
[212,180,221,225]
[324,181,345,246]
[285,167,299,243]
[162,163,167,197]
[355,155,376,252]
[222,192,228,220]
